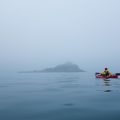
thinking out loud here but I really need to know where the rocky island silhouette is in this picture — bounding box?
[19,62,85,73]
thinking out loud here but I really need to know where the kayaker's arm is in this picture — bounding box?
[109,72,112,76]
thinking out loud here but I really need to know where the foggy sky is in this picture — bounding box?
[0,0,120,72]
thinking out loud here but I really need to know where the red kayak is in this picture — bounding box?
[96,75,119,79]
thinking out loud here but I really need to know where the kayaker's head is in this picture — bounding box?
[105,68,108,70]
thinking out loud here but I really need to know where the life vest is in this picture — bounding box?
[101,70,110,76]
[104,70,110,76]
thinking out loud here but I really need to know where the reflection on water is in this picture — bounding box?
[103,79,112,92]
[104,90,112,92]
[96,77,120,93]
[104,80,110,86]
[63,103,74,107]
[0,72,120,120]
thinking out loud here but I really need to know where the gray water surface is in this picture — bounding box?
[0,72,120,120]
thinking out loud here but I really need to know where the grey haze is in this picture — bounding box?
[0,0,120,72]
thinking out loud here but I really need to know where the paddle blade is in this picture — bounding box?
[95,72,101,75]
[115,73,120,75]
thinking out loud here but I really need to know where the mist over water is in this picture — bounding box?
[0,0,120,72]
[0,72,120,120]
[1,0,120,119]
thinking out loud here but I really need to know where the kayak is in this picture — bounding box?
[95,72,120,79]
[96,75,119,79]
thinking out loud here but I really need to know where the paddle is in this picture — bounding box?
[95,72,101,75]
[115,73,120,75]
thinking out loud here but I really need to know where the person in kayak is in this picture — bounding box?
[101,68,112,77]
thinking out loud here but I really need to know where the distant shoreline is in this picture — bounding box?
[18,63,85,73]
[18,71,85,73]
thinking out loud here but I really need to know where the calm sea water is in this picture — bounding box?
[0,72,120,120]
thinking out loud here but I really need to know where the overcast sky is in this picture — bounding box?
[0,0,120,72]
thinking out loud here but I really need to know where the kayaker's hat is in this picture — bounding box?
[105,68,108,70]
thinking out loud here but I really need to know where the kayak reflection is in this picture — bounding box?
[103,79,112,92]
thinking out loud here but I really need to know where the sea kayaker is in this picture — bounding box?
[101,68,112,77]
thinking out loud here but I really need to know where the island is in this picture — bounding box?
[19,62,85,73]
